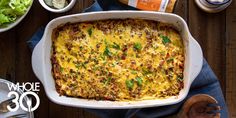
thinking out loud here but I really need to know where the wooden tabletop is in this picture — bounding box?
[0,0,235,118]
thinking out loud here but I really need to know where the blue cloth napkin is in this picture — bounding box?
[28,0,228,117]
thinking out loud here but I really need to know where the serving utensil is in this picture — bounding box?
[177,94,221,118]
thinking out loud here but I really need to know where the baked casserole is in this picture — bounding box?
[51,19,184,101]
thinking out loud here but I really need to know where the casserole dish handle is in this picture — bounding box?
[189,36,203,84]
[32,40,45,85]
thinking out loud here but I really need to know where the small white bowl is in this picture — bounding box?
[39,0,76,13]
[0,1,33,33]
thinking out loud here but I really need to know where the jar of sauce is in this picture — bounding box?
[119,0,177,12]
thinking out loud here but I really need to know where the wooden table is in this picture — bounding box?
[0,0,235,118]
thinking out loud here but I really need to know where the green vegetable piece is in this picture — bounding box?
[104,39,108,45]
[161,36,171,45]
[104,46,112,56]
[59,67,64,72]
[135,77,143,86]
[0,14,10,26]
[79,46,83,51]
[112,42,120,50]
[126,79,134,89]
[100,54,105,60]
[112,62,117,67]
[134,42,142,51]
[81,63,86,69]
[104,77,112,85]
[92,66,99,71]
[75,64,80,69]
[131,70,137,74]
[167,58,174,63]
[87,28,92,36]
[142,68,152,75]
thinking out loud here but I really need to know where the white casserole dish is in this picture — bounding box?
[32,11,203,109]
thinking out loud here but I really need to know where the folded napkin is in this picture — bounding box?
[27,0,228,117]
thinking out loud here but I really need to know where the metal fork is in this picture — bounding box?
[7,113,28,118]
[0,97,16,113]
[26,97,33,118]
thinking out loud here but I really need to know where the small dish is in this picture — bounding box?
[206,0,230,5]
[39,0,76,13]
[195,0,232,13]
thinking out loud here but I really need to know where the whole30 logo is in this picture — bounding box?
[6,82,40,112]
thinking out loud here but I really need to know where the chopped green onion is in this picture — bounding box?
[135,77,143,86]
[75,64,80,69]
[131,70,137,74]
[161,36,171,45]
[81,63,86,69]
[167,58,174,63]
[126,79,134,89]
[142,68,152,75]
[112,62,117,67]
[92,66,99,71]
[103,61,107,65]
[104,46,112,56]
[100,54,105,60]
[60,67,64,72]
[87,28,92,37]
[104,77,112,85]
[133,42,142,51]
[112,42,120,50]
[79,46,83,51]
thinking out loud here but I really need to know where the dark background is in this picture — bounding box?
[0,0,235,117]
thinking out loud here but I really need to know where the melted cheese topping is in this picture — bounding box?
[51,19,184,101]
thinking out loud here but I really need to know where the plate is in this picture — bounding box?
[0,0,34,33]
[0,79,34,118]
